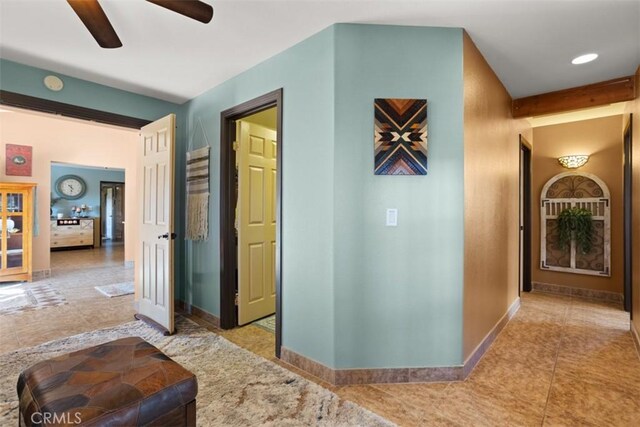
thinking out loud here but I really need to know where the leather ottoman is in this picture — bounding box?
[17,337,197,426]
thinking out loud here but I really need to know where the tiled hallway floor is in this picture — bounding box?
[3,251,640,426]
[194,292,640,426]
[0,246,134,353]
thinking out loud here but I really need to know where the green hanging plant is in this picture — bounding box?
[557,207,594,254]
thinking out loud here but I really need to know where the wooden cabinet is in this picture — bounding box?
[0,182,36,283]
[93,218,101,248]
[50,219,94,249]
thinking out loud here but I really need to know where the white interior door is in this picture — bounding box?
[136,114,176,333]
[237,120,277,325]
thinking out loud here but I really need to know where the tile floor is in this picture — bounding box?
[0,245,134,353]
[3,249,640,426]
[192,292,640,426]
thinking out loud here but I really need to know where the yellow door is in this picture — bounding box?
[237,120,277,325]
[136,114,176,334]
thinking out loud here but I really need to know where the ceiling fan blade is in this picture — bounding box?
[146,1,213,24]
[67,0,122,48]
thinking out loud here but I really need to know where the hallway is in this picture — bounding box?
[193,292,640,426]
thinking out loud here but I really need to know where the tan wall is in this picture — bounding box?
[0,108,138,272]
[462,33,530,359]
[628,67,640,335]
[532,115,624,293]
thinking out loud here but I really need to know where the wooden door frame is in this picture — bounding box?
[100,181,125,242]
[0,91,151,129]
[624,115,633,314]
[219,89,283,357]
[520,136,533,293]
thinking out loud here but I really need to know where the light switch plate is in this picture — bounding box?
[386,209,398,226]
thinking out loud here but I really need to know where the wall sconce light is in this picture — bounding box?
[558,155,589,169]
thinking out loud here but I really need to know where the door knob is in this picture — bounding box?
[158,232,177,240]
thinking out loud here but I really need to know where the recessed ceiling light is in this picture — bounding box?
[571,53,598,65]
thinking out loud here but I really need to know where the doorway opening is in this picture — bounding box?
[100,181,126,246]
[50,162,126,269]
[219,89,283,358]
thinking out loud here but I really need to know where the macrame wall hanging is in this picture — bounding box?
[185,146,210,240]
[540,172,611,276]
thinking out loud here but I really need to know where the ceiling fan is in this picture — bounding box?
[67,0,214,49]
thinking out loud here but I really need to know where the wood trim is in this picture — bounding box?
[190,303,221,328]
[631,320,640,357]
[280,348,336,384]
[280,347,463,385]
[532,281,623,303]
[463,297,520,378]
[274,92,283,359]
[219,89,283,358]
[0,90,151,129]
[282,298,520,385]
[624,116,633,313]
[520,138,532,293]
[512,75,636,118]
[219,109,237,330]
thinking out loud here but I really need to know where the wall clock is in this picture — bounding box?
[55,175,87,200]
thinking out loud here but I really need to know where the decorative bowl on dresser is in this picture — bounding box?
[50,218,95,249]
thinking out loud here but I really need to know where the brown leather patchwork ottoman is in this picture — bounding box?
[17,337,197,426]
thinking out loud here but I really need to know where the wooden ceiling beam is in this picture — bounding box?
[512,74,637,118]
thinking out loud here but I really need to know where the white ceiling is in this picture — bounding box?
[0,0,638,104]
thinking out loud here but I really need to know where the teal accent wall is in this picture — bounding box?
[332,25,464,367]
[0,59,187,297]
[51,165,125,218]
[0,59,177,121]
[183,27,337,367]
[183,24,465,368]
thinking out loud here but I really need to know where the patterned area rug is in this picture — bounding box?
[0,317,394,426]
[94,282,134,298]
[0,283,67,315]
[253,314,276,333]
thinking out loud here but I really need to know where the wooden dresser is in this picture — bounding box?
[50,218,94,249]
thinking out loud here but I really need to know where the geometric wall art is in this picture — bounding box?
[374,98,428,175]
[5,144,33,177]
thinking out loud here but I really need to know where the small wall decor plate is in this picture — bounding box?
[5,144,33,176]
[374,98,428,175]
